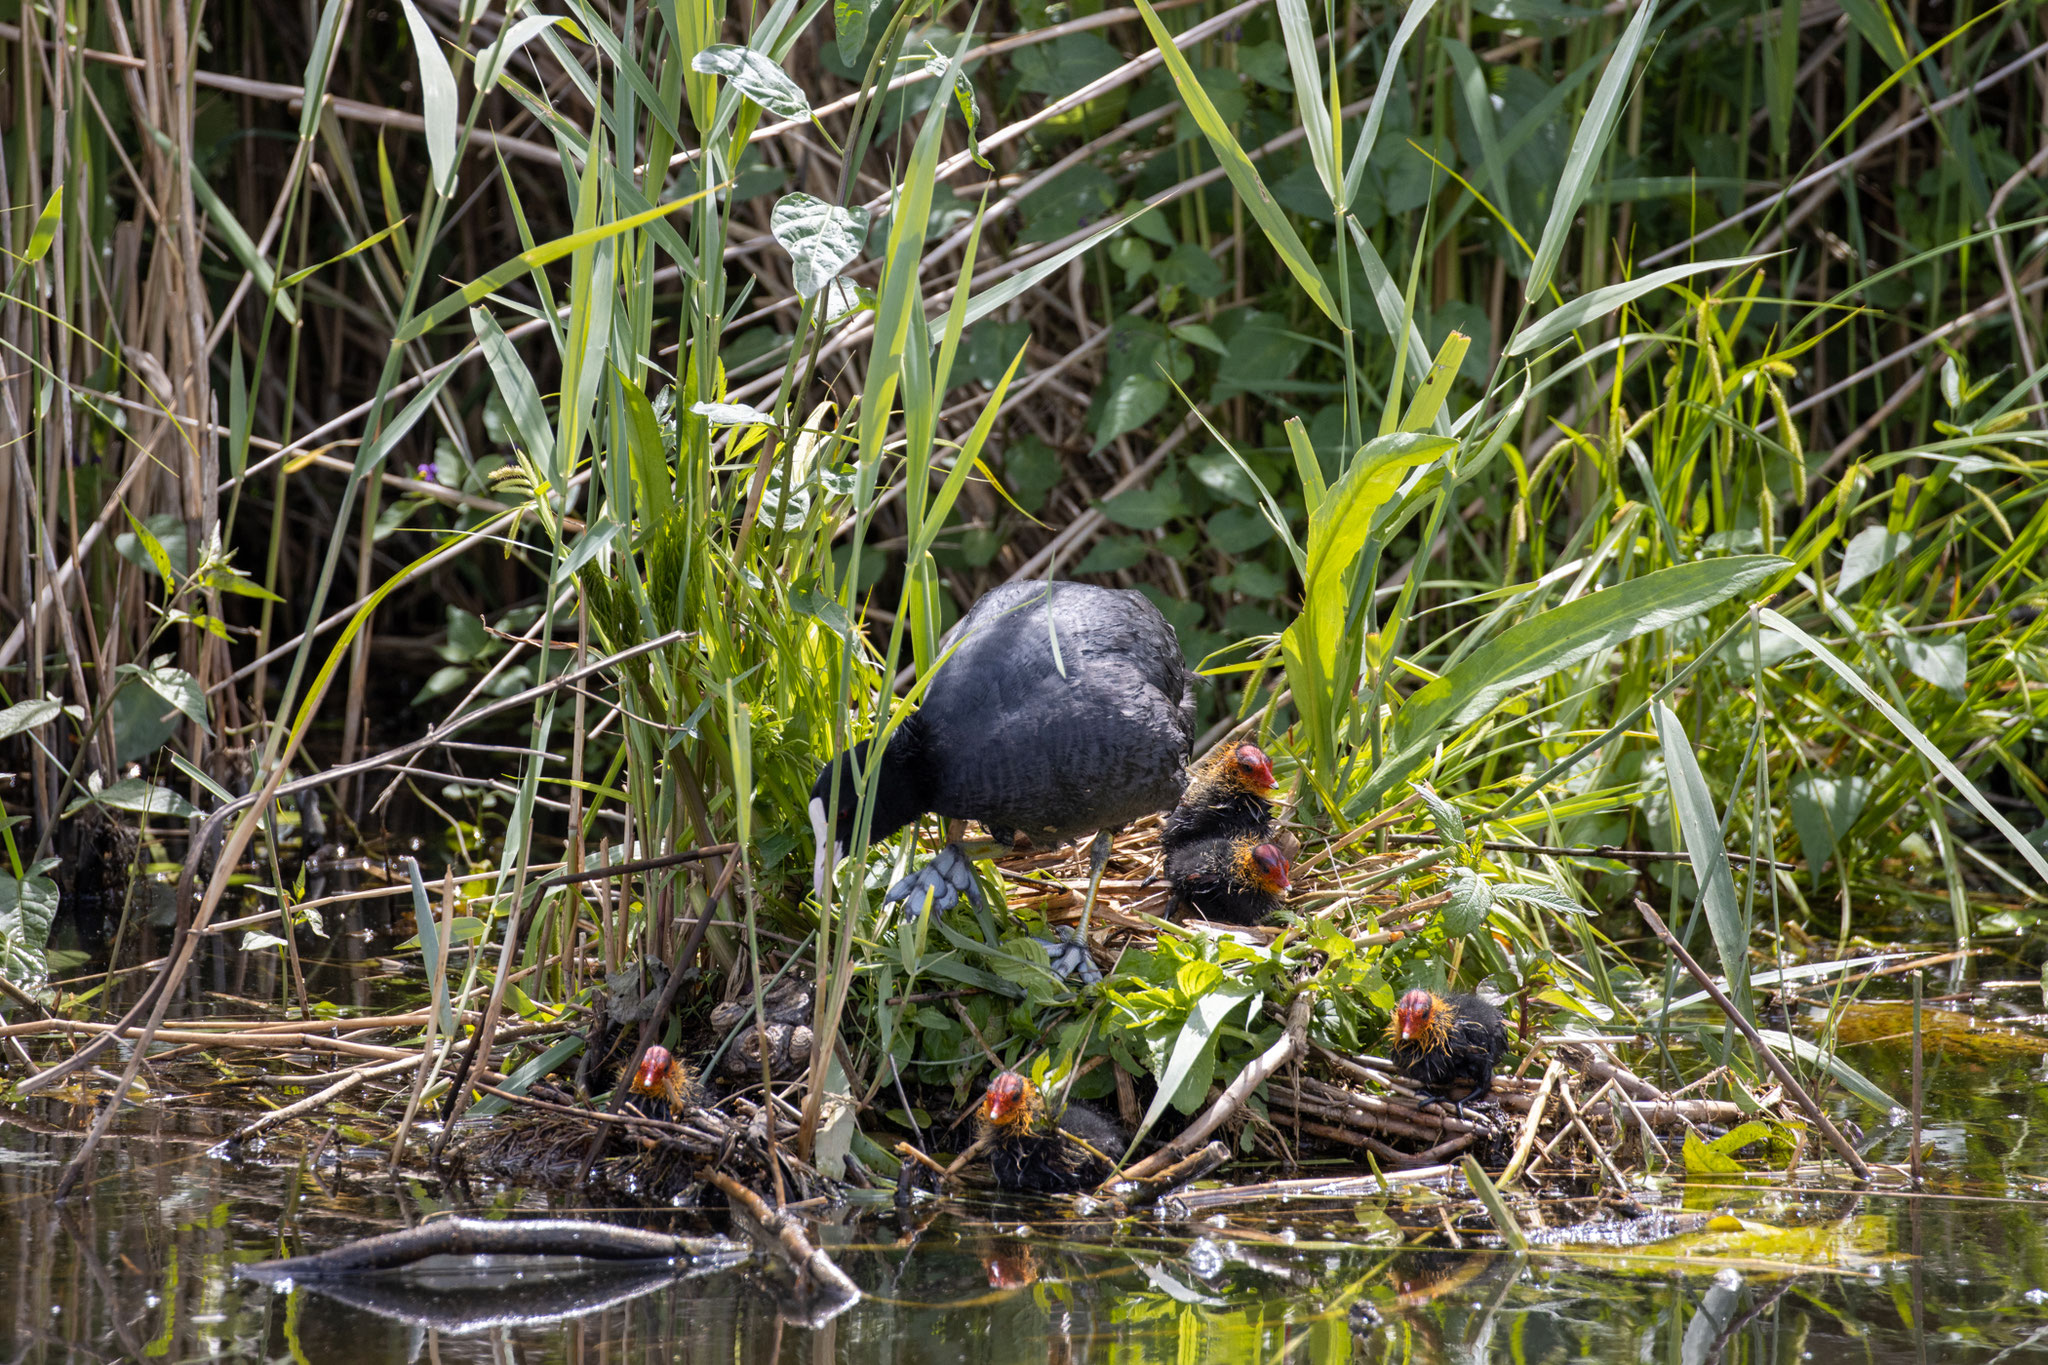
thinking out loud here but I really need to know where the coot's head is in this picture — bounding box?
[1393,989,1444,1042]
[809,733,928,900]
[980,1071,1035,1128]
[632,1045,677,1094]
[1230,743,1278,791]
[1236,839,1291,893]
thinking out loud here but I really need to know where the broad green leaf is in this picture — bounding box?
[65,779,197,820]
[0,698,76,739]
[124,661,210,732]
[1525,0,1655,302]
[1415,783,1467,847]
[1894,634,1967,697]
[471,307,555,462]
[1654,702,1749,1016]
[692,400,779,428]
[1133,0,1339,323]
[397,0,460,195]
[1758,609,2048,884]
[1509,255,1773,356]
[1787,773,1871,882]
[122,508,179,595]
[1494,883,1591,918]
[1836,526,1910,593]
[770,192,871,299]
[1137,982,1253,1145]
[1441,868,1494,938]
[242,931,289,953]
[691,44,810,120]
[0,865,58,990]
[834,0,873,63]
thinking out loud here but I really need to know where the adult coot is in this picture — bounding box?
[1387,988,1509,1121]
[810,581,1195,932]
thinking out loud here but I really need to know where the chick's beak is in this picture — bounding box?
[633,1053,667,1091]
[983,1091,1014,1124]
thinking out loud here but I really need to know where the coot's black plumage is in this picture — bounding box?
[1167,834,1292,924]
[977,1071,1127,1193]
[1388,989,1509,1121]
[811,581,1196,913]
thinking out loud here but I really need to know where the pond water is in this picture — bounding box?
[6,932,2048,1362]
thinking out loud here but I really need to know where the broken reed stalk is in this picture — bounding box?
[701,1168,860,1306]
[1500,1059,1564,1185]
[1634,899,1871,1181]
[1109,990,1313,1186]
[238,1217,738,1279]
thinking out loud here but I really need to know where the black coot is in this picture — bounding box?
[1167,834,1292,924]
[1388,989,1509,1121]
[976,1071,1126,1193]
[811,581,1195,918]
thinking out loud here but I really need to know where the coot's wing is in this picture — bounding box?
[920,583,1193,838]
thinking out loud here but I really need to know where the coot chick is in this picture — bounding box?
[1387,989,1508,1121]
[977,1071,1127,1194]
[1162,740,1278,849]
[811,581,1195,931]
[626,1045,702,1124]
[1167,835,1291,924]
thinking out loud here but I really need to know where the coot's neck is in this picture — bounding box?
[847,715,930,844]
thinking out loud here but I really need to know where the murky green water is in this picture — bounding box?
[7,935,2048,1362]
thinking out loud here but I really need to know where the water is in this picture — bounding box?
[7,921,2048,1361]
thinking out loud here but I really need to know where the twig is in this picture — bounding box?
[1500,1060,1564,1185]
[1634,900,1870,1180]
[701,1168,862,1311]
[1109,992,1313,1185]
[238,1217,738,1279]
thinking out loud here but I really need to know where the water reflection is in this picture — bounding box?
[7,970,2048,1360]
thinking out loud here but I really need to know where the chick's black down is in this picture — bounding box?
[907,581,1196,846]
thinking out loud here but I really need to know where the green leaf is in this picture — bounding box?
[1758,609,2048,885]
[0,866,58,991]
[770,193,871,299]
[474,14,572,93]
[1894,634,1966,697]
[1787,774,1871,882]
[1524,0,1654,302]
[471,307,555,462]
[691,44,810,120]
[1508,255,1773,357]
[1132,0,1339,324]
[126,662,210,732]
[1835,526,1910,593]
[1137,983,1253,1145]
[241,931,289,953]
[0,697,77,740]
[1494,883,1591,918]
[1440,868,1494,938]
[396,0,460,195]
[1415,783,1467,847]
[1654,701,1749,1016]
[1379,557,1789,794]
[468,1036,586,1118]
[66,779,197,820]
[122,507,179,595]
[834,0,873,63]
[1341,0,1438,209]
[24,185,61,264]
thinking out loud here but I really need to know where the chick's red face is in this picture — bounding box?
[982,1071,1029,1126]
[1394,990,1436,1041]
[632,1045,673,1093]
[1234,744,1278,791]
[1251,843,1291,891]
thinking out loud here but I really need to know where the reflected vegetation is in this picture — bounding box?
[6,975,2048,1365]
